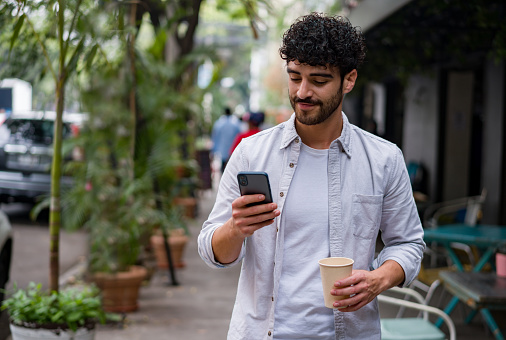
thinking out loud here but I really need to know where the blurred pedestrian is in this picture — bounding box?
[199,12,424,339]
[229,111,265,155]
[211,107,241,173]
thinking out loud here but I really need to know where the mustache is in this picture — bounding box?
[293,97,321,105]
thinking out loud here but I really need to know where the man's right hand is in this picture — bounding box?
[231,194,279,237]
[212,194,280,264]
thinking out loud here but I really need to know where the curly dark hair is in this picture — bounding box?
[279,12,366,79]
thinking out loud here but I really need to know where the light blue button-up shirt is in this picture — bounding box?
[198,112,425,340]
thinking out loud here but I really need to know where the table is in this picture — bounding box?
[439,271,506,340]
[423,224,506,272]
[423,224,506,339]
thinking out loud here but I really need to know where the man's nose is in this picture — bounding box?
[297,79,313,99]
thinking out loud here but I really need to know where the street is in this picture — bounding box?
[2,203,89,291]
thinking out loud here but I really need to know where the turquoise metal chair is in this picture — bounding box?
[379,287,456,340]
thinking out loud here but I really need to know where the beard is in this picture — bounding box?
[290,87,343,126]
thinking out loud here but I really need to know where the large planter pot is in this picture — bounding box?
[90,265,147,313]
[10,323,95,340]
[150,230,188,269]
[173,197,198,219]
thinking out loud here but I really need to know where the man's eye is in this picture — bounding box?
[314,80,328,85]
[290,78,301,82]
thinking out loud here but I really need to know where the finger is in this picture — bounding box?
[334,270,365,288]
[247,203,278,217]
[336,299,369,312]
[242,209,280,228]
[332,293,367,311]
[236,214,278,236]
[232,201,278,220]
[235,194,268,208]
[331,286,356,297]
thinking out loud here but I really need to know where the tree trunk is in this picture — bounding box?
[49,75,65,293]
[49,0,66,293]
[129,3,137,171]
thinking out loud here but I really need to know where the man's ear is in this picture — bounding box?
[343,69,358,94]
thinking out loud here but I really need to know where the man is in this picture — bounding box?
[229,111,265,154]
[198,13,425,339]
[211,107,241,172]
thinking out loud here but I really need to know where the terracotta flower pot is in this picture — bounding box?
[150,231,188,269]
[173,197,198,218]
[90,265,147,313]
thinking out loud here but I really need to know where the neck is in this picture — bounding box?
[295,111,343,149]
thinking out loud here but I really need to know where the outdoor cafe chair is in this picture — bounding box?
[413,189,488,306]
[379,286,456,340]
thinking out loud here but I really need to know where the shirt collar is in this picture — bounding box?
[338,112,352,157]
[280,112,352,157]
[280,113,299,149]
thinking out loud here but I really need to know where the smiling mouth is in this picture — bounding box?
[297,102,315,110]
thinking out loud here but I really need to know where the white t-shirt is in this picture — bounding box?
[273,143,334,339]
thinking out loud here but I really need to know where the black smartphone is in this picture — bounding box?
[237,171,273,206]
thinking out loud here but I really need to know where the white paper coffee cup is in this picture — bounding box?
[318,257,354,308]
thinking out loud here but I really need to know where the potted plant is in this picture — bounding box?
[150,207,190,269]
[1,282,105,340]
[61,38,192,310]
[172,160,201,219]
[70,174,159,313]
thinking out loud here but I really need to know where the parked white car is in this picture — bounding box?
[0,111,86,203]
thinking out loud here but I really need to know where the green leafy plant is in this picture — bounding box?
[60,49,190,273]
[3,0,105,293]
[1,282,106,332]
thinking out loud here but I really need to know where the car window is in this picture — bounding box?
[4,119,71,144]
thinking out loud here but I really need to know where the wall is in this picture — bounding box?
[0,78,32,113]
[442,71,475,201]
[481,59,505,224]
[401,73,439,199]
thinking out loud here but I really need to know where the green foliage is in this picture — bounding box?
[1,282,106,332]
[61,36,196,273]
[0,3,50,96]
[61,66,161,273]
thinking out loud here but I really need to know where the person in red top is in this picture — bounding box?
[229,111,265,155]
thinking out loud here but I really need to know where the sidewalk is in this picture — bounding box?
[95,187,240,340]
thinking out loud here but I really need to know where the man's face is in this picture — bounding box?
[287,61,343,126]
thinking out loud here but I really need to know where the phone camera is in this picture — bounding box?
[239,176,248,186]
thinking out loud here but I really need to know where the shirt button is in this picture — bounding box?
[276,227,279,232]
[271,297,274,301]
[295,138,299,143]
[279,192,284,197]
[268,331,272,336]
[289,162,294,168]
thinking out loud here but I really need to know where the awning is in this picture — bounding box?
[345,0,413,32]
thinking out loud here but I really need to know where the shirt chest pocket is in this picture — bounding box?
[352,194,383,240]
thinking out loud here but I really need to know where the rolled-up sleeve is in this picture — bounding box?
[197,145,247,268]
[372,147,425,286]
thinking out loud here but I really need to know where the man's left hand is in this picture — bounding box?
[329,260,404,312]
